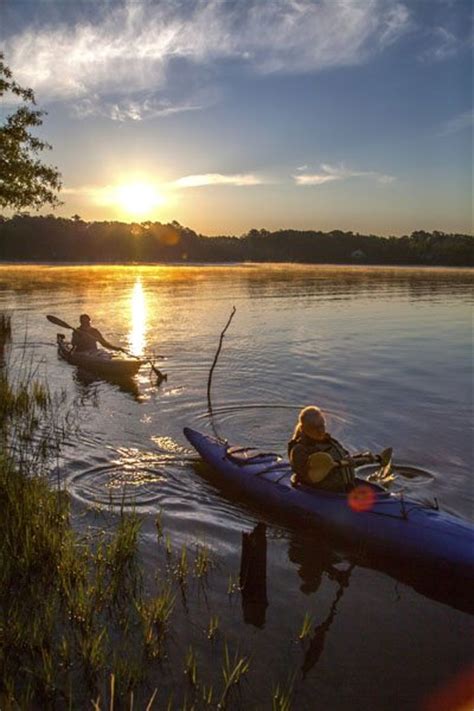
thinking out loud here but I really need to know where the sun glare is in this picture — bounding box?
[116,182,165,217]
[129,277,147,355]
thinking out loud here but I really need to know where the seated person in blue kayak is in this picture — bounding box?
[72,314,124,353]
[288,406,389,492]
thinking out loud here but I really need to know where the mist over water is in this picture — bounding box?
[1,263,472,709]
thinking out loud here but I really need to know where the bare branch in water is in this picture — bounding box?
[207,306,236,434]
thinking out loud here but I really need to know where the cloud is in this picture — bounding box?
[71,94,205,121]
[419,26,464,63]
[439,109,474,136]
[295,174,340,186]
[378,3,412,48]
[294,163,395,186]
[61,184,120,206]
[4,0,412,114]
[62,173,265,202]
[172,173,264,188]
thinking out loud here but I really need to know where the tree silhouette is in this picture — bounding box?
[0,53,61,210]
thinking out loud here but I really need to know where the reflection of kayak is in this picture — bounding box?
[184,428,474,580]
[57,335,143,378]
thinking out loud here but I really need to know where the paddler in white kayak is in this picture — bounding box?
[288,406,392,492]
[72,314,125,354]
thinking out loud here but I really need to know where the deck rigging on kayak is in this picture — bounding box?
[46,314,167,384]
[184,427,474,584]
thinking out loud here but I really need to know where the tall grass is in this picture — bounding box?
[0,325,295,709]
[0,339,156,706]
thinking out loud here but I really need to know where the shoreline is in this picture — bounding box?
[0,260,472,270]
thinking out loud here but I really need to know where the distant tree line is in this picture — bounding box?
[0,215,472,266]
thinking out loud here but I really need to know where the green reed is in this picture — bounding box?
[194,543,213,579]
[219,643,250,708]
[207,614,220,640]
[272,672,296,711]
[0,339,296,709]
[298,612,315,641]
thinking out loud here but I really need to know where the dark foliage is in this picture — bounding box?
[0,53,61,210]
[0,215,472,266]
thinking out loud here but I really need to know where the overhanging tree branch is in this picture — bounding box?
[0,52,62,210]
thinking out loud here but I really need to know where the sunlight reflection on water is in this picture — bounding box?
[128,277,147,355]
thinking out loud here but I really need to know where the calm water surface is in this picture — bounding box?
[1,264,473,709]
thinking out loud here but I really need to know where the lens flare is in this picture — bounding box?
[422,664,474,711]
[348,485,376,512]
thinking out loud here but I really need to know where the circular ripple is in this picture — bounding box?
[66,446,189,507]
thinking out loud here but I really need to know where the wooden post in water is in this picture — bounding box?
[239,523,268,628]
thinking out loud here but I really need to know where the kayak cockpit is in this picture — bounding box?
[56,333,143,377]
[223,444,388,497]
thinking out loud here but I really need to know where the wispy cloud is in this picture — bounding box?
[378,3,412,48]
[419,26,464,63]
[439,109,474,136]
[172,174,264,188]
[71,94,206,122]
[62,173,265,203]
[294,163,395,186]
[61,184,124,206]
[4,0,411,116]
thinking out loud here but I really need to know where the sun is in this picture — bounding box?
[115,182,165,217]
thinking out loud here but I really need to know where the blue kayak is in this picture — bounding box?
[184,427,474,581]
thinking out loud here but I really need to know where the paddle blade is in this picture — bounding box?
[46,314,72,330]
[379,447,393,468]
[307,452,335,483]
[368,448,394,484]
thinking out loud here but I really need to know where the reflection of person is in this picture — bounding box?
[288,406,380,492]
[288,532,354,678]
[72,314,124,353]
[288,535,350,595]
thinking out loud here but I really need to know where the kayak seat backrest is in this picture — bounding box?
[227,446,257,455]
[226,447,282,467]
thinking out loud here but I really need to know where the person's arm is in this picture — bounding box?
[350,451,378,464]
[330,437,377,467]
[289,444,309,483]
[93,328,124,352]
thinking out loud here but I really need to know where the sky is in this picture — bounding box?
[1,0,472,235]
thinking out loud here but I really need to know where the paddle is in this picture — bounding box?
[46,314,167,382]
[368,448,394,484]
[307,447,393,484]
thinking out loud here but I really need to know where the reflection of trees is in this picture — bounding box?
[0,215,472,266]
[243,265,473,302]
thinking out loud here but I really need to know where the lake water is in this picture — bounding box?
[1,264,473,709]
